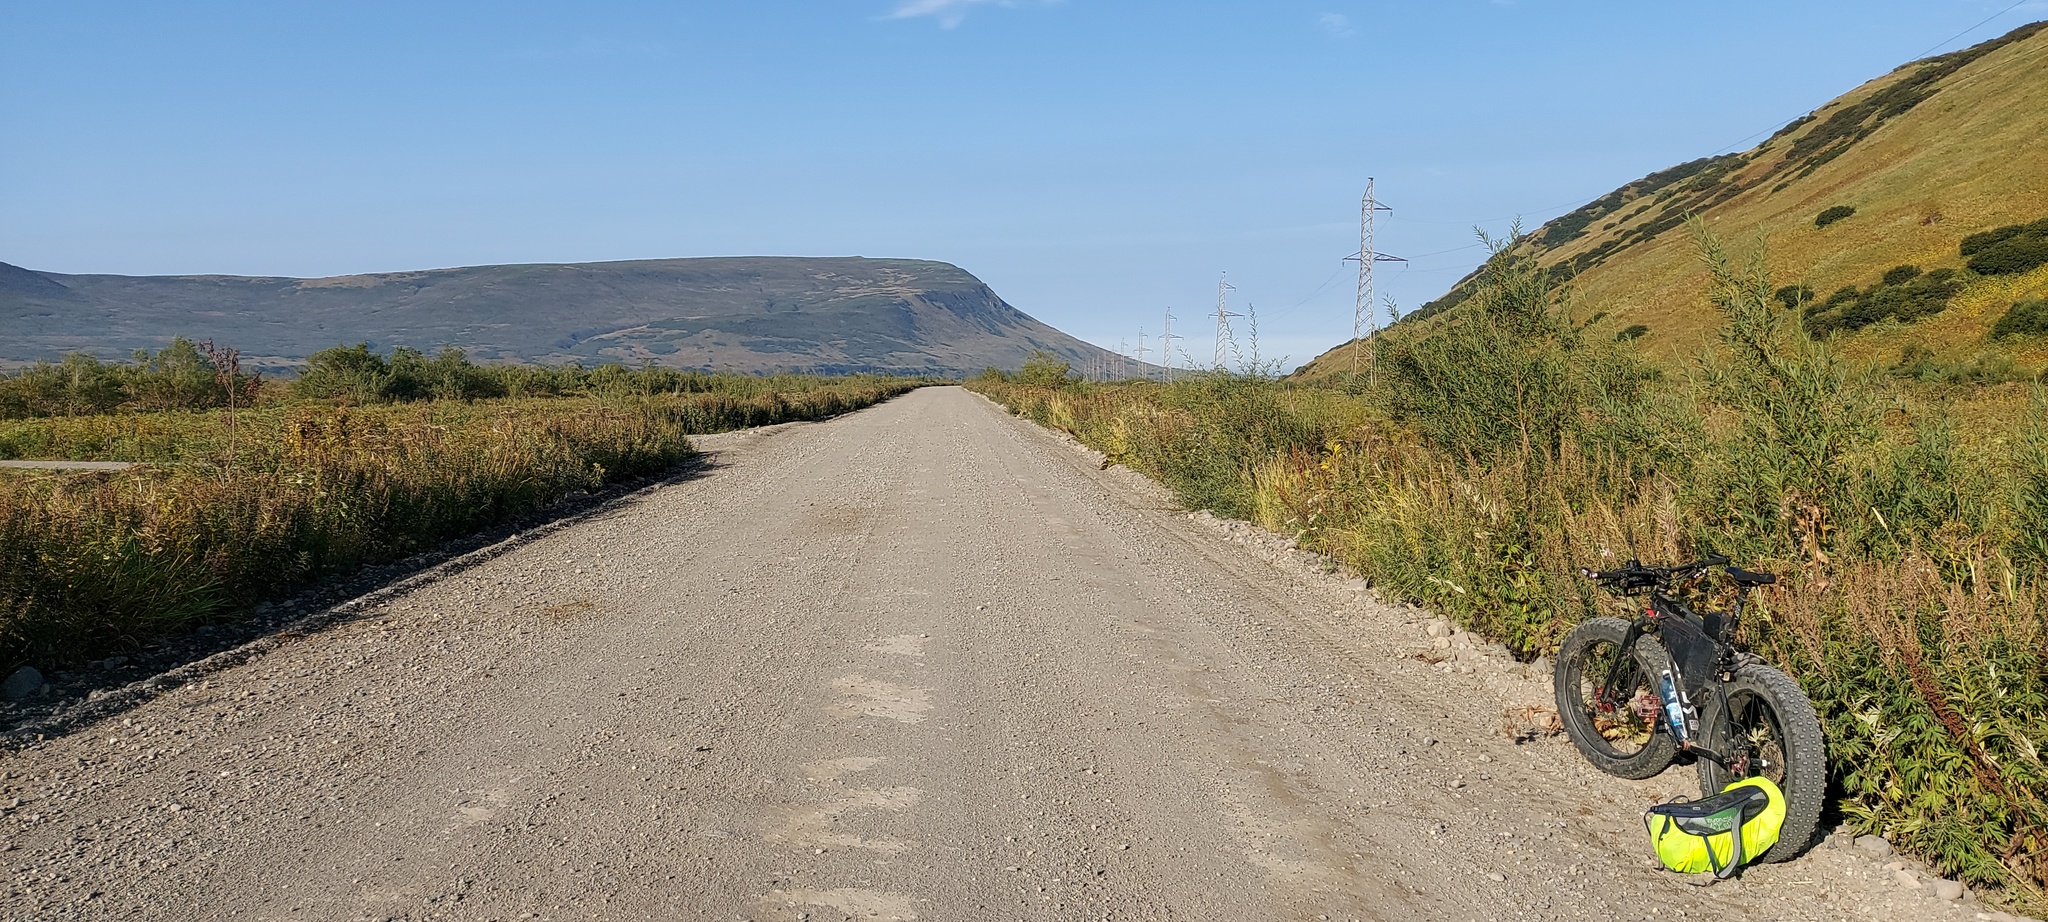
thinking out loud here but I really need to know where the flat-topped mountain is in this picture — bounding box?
[0,256,1117,376]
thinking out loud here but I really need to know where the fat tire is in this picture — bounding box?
[1553,617,1679,779]
[1697,663,1826,862]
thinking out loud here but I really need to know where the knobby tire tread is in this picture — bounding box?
[1698,663,1827,863]
[1553,617,1678,780]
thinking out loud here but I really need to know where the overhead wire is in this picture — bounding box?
[1910,0,2032,60]
[1705,0,2033,156]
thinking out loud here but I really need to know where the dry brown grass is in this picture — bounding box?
[0,378,922,670]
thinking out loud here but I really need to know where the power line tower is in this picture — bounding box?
[1160,309,1182,383]
[1213,273,1240,371]
[1134,327,1149,380]
[1118,337,1129,380]
[1344,177,1407,380]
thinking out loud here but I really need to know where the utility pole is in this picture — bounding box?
[1161,309,1182,383]
[1213,273,1240,371]
[1344,177,1406,381]
[1135,328,1149,381]
[1118,338,1128,381]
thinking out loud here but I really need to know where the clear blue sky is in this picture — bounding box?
[5,1,2043,368]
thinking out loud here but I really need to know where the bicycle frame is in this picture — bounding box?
[1599,582,1756,774]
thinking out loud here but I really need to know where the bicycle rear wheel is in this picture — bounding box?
[1697,663,1826,862]
[1553,617,1678,779]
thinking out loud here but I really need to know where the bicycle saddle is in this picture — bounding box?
[1726,566,1777,587]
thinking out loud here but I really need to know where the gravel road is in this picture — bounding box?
[0,386,2020,921]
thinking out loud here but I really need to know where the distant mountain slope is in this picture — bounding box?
[0,256,1119,376]
[1298,20,2048,378]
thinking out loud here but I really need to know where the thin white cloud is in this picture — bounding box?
[1318,12,1355,38]
[887,0,1043,29]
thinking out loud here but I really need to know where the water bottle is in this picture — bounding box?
[1659,669,1689,743]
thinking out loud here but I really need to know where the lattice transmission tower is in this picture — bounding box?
[1344,177,1406,379]
[1213,273,1240,370]
[1160,309,1182,383]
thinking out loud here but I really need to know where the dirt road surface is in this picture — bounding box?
[0,387,2005,921]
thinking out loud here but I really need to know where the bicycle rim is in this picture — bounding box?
[1569,640,1658,757]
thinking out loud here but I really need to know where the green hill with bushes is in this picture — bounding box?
[1299,20,2048,380]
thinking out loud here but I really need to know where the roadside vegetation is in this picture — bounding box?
[970,230,2048,910]
[0,342,923,672]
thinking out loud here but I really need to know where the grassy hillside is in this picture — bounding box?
[0,256,1119,377]
[1299,21,2048,379]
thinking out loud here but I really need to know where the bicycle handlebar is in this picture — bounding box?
[1578,555,1753,592]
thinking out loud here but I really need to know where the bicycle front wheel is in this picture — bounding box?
[1697,663,1826,862]
[1553,617,1678,779]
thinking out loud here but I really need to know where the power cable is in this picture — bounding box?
[1401,241,1487,259]
[1384,197,1601,227]
[1706,1,2034,156]
[1911,0,2031,60]
[1257,265,1348,320]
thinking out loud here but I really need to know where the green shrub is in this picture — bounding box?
[1815,204,1856,228]
[1805,267,1964,336]
[1967,234,2048,275]
[1990,299,2048,339]
[1960,217,2048,255]
[0,339,257,419]
[1961,217,2048,275]
[1374,253,1566,460]
[1018,350,1075,387]
[1774,284,1815,310]
[1890,343,1941,381]
[1883,343,2030,385]
[1954,351,2022,384]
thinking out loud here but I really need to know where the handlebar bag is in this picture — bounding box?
[1642,777,1785,879]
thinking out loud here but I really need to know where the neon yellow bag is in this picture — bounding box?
[1643,777,1786,879]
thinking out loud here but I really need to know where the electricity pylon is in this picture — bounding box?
[1344,177,1406,380]
[1213,273,1240,370]
[1161,309,1182,383]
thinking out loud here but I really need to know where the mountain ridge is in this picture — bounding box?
[1,255,1119,376]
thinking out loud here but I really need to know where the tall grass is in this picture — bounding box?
[969,232,2048,909]
[0,375,922,670]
